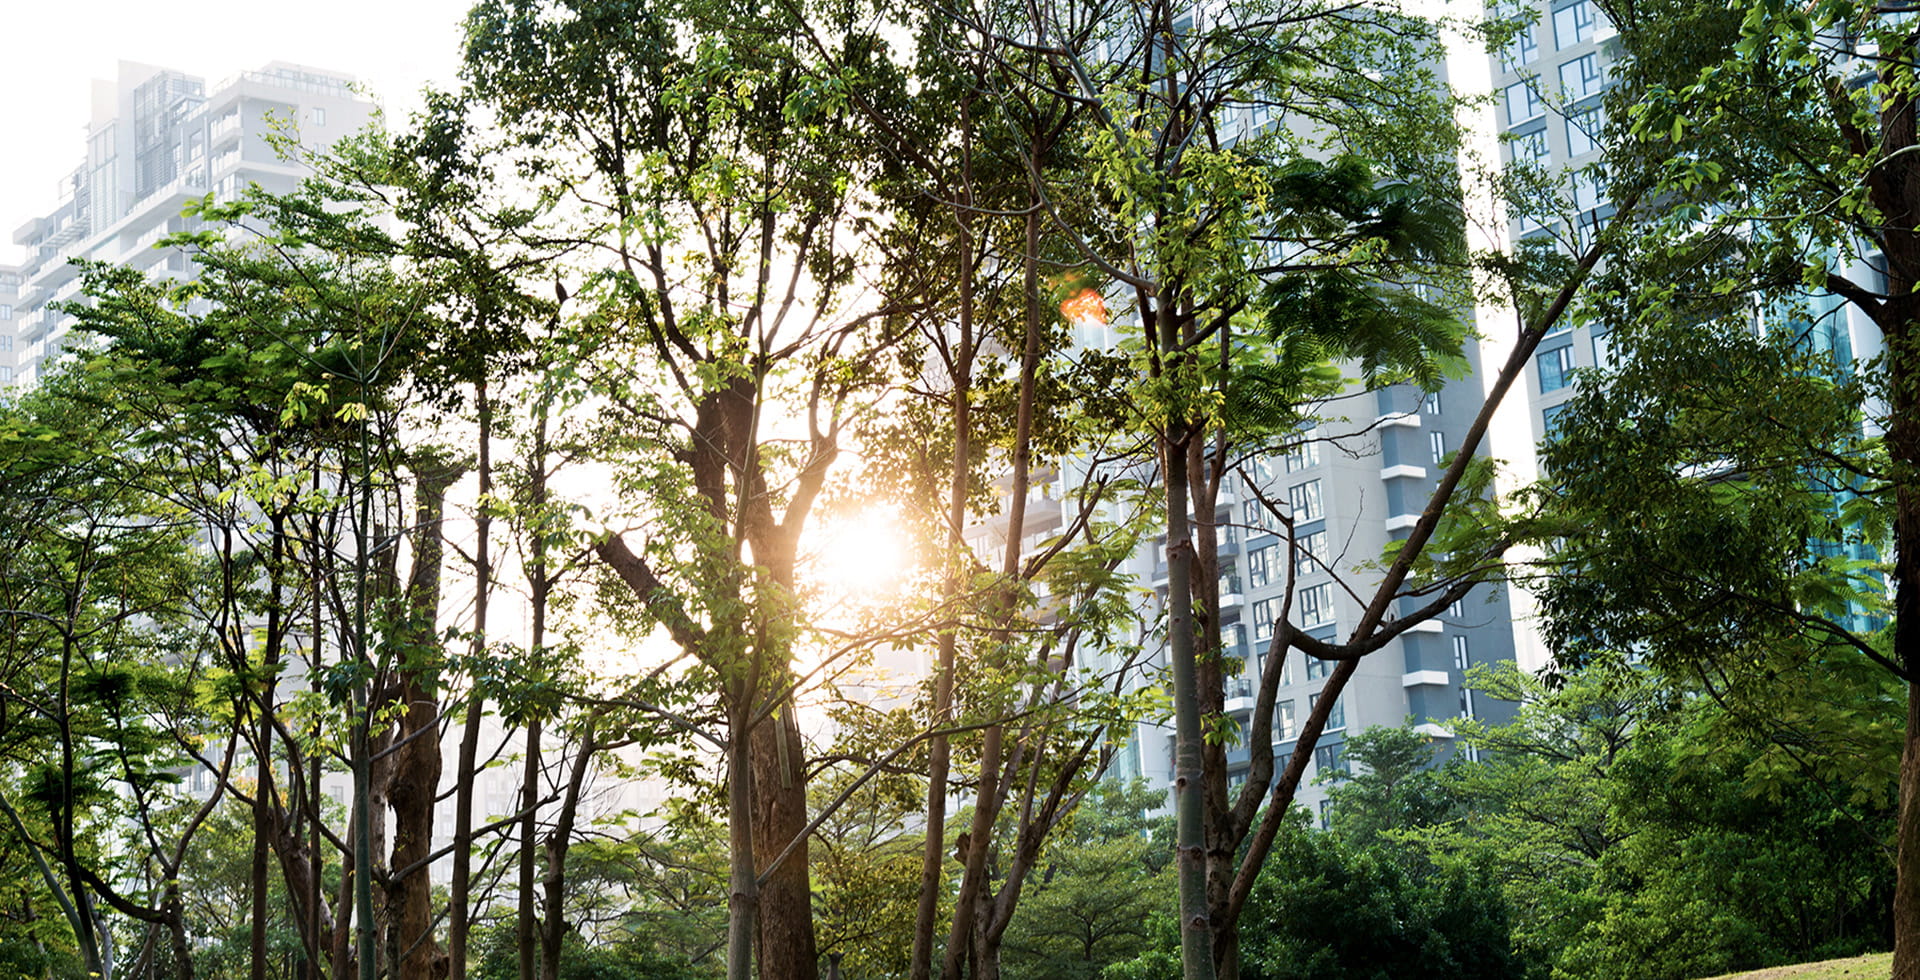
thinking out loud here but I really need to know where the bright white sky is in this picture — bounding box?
[0,0,475,261]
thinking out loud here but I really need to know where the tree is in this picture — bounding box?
[0,371,208,980]
[1411,659,1894,979]
[996,780,1174,980]
[1321,725,1458,847]
[460,3,914,977]
[1237,814,1521,980]
[927,1,1642,974]
[1579,0,1920,971]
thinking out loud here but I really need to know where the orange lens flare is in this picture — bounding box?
[1060,287,1108,326]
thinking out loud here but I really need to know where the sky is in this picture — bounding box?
[0,0,475,259]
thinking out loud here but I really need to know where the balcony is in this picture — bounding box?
[210,112,242,147]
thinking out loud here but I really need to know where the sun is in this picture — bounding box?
[807,507,912,601]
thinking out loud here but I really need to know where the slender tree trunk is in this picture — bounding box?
[449,382,494,980]
[524,404,566,980]
[726,711,759,980]
[911,104,978,980]
[943,725,1002,980]
[1164,419,1214,980]
[1876,59,1920,980]
[1881,279,1920,980]
[540,718,596,980]
[518,717,541,980]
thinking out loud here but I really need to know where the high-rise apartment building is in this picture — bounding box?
[0,265,19,385]
[1106,380,1526,820]
[1490,0,1887,641]
[1490,0,1620,446]
[1058,18,1536,822]
[6,60,378,386]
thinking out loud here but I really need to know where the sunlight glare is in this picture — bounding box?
[809,507,911,601]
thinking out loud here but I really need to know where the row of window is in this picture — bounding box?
[1538,327,1621,393]
[1244,532,1330,586]
[1502,0,1611,73]
[1222,691,1346,742]
[1516,169,1610,236]
[1505,84,1606,155]
[1242,482,1326,533]
[1249,584,1335,639]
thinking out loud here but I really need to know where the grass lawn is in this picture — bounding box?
[1702,952,1892,979]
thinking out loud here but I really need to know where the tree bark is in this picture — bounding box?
[1873,48,1920,980]
[448,381,494,980]
[910,103,977,980]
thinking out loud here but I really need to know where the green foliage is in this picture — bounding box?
[1000,780,1175,980]
[1412,659,1894,980]
[1239,810,1524,980]
[1323,725,1459,847]
[476,927,705,980]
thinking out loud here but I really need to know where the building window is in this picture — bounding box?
[1593,330,1616,368]
[1228,623,1247,653]
[1289,480,1323,522]
[1510,128,1550,169]
[1505,80,1545,124]
[1538,345,1574,392]
[1307,655,1329,680]
[1311,693,1347,732]
[1243,498,1274,536]
[1422,390,1441,415]
[0,366,12,383]
[1253,598,1274,641]
[1248,546,1273,588]
[1448,596,1466,619]
[0,304,11,320]
[311,106,327,127]
[1542,402,1571,440]
[1553,0,1603,48]
[1429,430,1448,466]
[1294,530,1327,578]
[1559,53,1605,101]
[1459,685,1478,719]
[1499,27,1539,72]
[0,334,12,352]
[1566,104,1604,157]
[1314,742,1346,781]
[1285,428,1321,471]
[1311,693,1346,731]
[1452,634,1471,671]
[1276,699,1297,741]
[1299,583,1333,627]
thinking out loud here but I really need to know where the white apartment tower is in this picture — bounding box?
[6,61,378,386]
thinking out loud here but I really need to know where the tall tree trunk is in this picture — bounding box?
[725,708,760,980]
[752,701,819,980]
[385,457,459,980]
[1875,55,1920,980]
[448,382,494,980]
[910,101,978,980]
[524,403,566,980]
[540,718,597,980]
[1164,418,1214,980]
[253,514,287,980]
[518,717,542,980]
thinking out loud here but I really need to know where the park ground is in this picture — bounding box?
[1714,952,1894,979]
